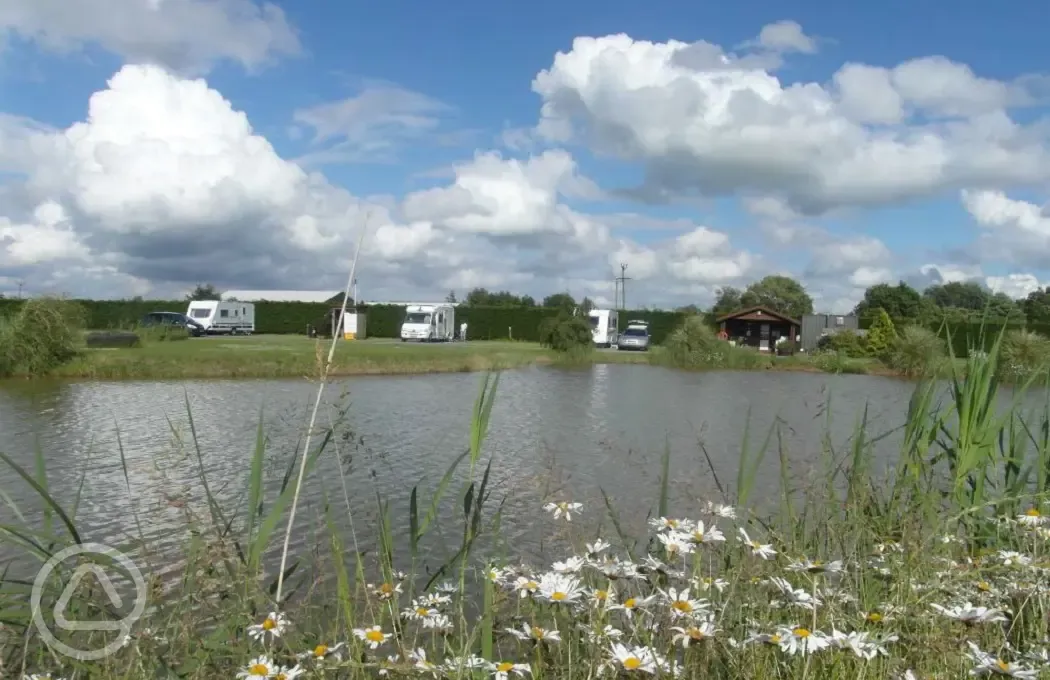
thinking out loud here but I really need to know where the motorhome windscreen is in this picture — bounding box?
[190,309,210,318]
[405,313,431,324]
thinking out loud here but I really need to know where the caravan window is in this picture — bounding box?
[220,309,229,318]
[588,315,600,328]
[405,312,431,324]
[190,308,210,319]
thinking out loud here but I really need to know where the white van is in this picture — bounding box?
[588,309,619,347]
[186,300,255,335]
[400,304,455,342]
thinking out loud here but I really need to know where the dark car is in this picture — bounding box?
[141,311,205,337]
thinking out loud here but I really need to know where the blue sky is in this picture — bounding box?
[1,0,1049,309]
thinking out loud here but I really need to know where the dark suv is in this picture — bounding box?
[141,312,205,337]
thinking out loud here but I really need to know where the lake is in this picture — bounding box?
[0,365,938,581]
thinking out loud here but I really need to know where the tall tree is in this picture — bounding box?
[445,290,457,303]
[711,287,742,317]
[922,281,989,311]
[854,282,922,319]
[739,275,814,320]
[186,283,221,301]
[1024,287,1050,325]
[542,292,577,312]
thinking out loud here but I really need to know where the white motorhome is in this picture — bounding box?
[186,300,255,335]
[400,304,455,342]
[588,308,619,347]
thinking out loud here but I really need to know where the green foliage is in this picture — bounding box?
[710,286,742,316]
[885,325,946,377]
[853,281,922,319]
[0,297,86,377]
[185,283,222,301]
[134,324,190,343]
[541,292,577,312]
[810,350,869,374]
[1000,329,1050,381]
[464,288,535,307]
[817,329,868,358]
[538,312,593,353]
[1023,286,1050,325]
[865,309,897,358]
[738,274,813,320]
[661,315,769,370]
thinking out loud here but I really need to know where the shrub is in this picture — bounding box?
[817,330,867,358]
[664,315,720,367]
[1000,329,1050,381]
[538,312,593,354]
[0,297,87,377]
[134,324,190,343]
[865,308,897,359]
[884,325,946,377]
[811,350,869,375]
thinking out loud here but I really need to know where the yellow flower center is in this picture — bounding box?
[769,634,781,644]
[379,583,394,595]
[525,581,538,590]
[672,600,692,612]
[531,626,545,639]
[687,626,705,639]
[558,502,568,510]
[497,662,514,672]
[1026,508,1041,517]
[997,660,1010,671]
[276,674,288,680]
[623,598,636,608]
[366,630,385,643]
[416,607,429,616]
[262,618,276,631]
[666,519,678,528]
[866,612,883,623]
[692,531,703,541]
[793,628,811,638]
[249,664,269,675]
[977,581,991,592]
[595,589,608,601]
[313,644,327,657]
[623,656,641,670]
[551,591,567,601]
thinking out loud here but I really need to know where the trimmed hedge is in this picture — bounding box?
[0,298,694,345]
[857,314,1050,357]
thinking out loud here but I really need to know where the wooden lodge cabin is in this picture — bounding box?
[715,305,800,352]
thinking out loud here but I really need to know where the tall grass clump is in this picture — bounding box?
[12,303,1050,678]
[539,311,593,362]
[0,297,86,377]
[999,328,1050,382]
[885,324,946,377]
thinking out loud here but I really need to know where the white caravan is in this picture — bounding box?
[588,308,619,347]
[186,300,255,335]
[400,304,455,342]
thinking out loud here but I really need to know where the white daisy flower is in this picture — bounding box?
[237,656,276,680]
[967,641,1039,678]
[930,602,1008,625]
[487,660,531,680]
[506,622,561,643]
[738,528,777,559]
[353,625,391,650]
[247,611,288,641]
[538,572,583,604]
[609,643,662,674]
[671,620,719,647]
[775,626,830,656]
[543,501,582,521]
[687,520,725,545]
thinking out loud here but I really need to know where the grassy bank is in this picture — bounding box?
[44,336,650,380]
[6,334,1050,678]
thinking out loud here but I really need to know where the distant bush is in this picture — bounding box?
[661,316,771,370]
[538,312,593,355]
[866,309,898,359]
[811,350,869,375]
[0,297,87,377]
[1000,329,1050,381]
[886,325,946,377]
[817,330,868,358]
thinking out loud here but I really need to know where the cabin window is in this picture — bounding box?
[220,309,229,318]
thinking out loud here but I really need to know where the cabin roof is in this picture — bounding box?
[715,305,801,326]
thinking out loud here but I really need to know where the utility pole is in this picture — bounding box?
[16,280,24,299]
[615,263,631,310]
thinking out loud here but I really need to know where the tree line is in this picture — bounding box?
[184,277,1050,326]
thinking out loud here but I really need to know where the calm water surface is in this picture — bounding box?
[0,366,941,579]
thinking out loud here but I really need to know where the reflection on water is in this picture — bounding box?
[0,366,931,579]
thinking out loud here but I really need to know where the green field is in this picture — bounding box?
[52,335,652,380]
